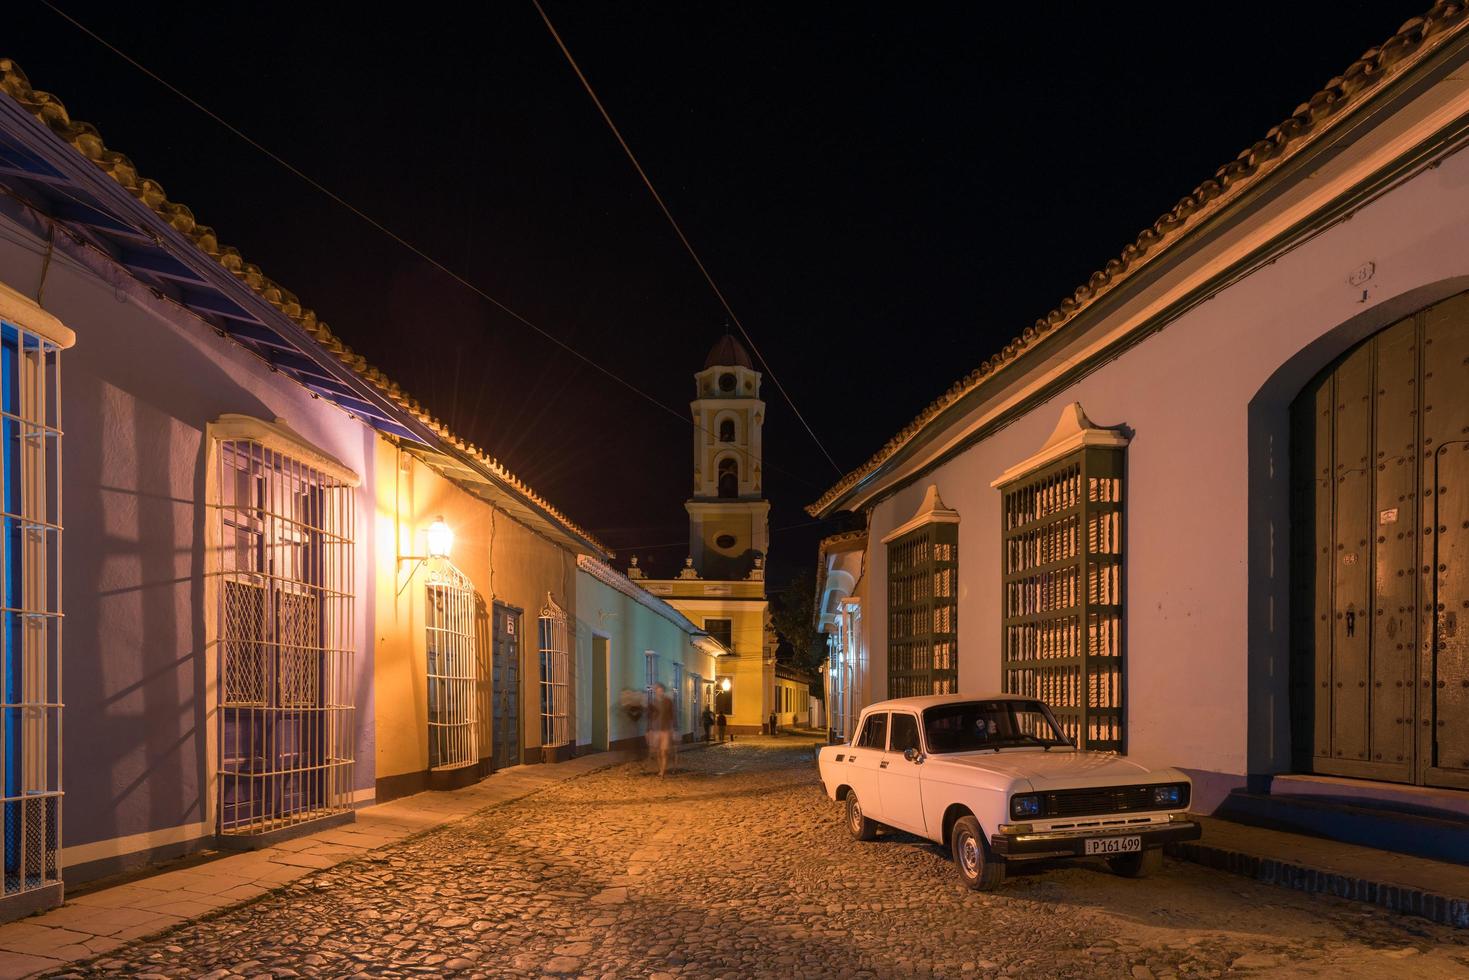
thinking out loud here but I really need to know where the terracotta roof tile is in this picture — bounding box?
[808,1,1469,517]
[0,57,607,554]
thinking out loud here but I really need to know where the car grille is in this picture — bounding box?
[1041,784,1183,818]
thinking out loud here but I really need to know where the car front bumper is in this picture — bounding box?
[990,819,1201,860]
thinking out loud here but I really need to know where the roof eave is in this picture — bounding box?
[807,3,1469,518]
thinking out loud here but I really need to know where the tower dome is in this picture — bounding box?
[704,333,753,370]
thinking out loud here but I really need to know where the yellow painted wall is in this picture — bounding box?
[774,676,811,727]
[373,441,577,791]
[686,600,770,732]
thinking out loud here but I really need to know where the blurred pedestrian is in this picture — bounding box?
[716,709,727,743]
[646,683,675,777]
[701,705,715,742]
[769,710,778,737]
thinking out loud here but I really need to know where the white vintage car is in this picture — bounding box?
[817,694,1200,890]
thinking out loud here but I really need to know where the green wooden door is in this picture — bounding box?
[1293,292,1469,788]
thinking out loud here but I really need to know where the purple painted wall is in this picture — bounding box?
[0,208,379,865]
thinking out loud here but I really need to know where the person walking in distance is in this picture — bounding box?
[715,709,727,743]
[701,705,715,742]
[647,683,675,777]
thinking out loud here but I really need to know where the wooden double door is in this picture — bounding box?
[1293,292,1469,789]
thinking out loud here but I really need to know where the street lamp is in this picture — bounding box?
[426,516,454,559]
[397,516,455,595]
[720,678,732,693]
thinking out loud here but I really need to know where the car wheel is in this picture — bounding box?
[1108,847,1164,878]
[845,790,878,841]
[951,815,1005,891]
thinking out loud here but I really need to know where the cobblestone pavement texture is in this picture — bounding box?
[44,738,1469,978]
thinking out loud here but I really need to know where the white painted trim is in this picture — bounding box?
[352,788,376,804]
[0,280,75,349]
[209,414,362,486]
[62,820,210,869]
[990,402,1130,488]
[880,484,960,544]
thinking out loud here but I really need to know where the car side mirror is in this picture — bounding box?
[903,747,921,764]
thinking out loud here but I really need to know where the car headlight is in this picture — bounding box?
[1151,784,1186,808]
[1010,794,1042,819]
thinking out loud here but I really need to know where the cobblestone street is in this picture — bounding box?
[50,739,1469,979]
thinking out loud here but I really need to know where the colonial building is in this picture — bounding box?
[575,555,720,751]
[0,56,708,920]
[635,336,775,733]
[811,5,1469,849]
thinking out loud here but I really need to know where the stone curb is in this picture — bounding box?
[1166,839,1469,929]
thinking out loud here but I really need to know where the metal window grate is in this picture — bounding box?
[887,523,959,698]
[644,650,658,694]
[671,662,683,734]
[999,446,1125,751]
[216,438,355,836]
[539,596,569,749]
[0,321,62,899]
[427,563,478,770]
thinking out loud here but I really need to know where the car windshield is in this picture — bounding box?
[922,700,1070,753]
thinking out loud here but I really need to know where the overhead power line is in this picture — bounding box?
[530,0,845,479]
[35,0,825,494]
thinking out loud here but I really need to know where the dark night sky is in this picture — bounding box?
[6,1,1429,591]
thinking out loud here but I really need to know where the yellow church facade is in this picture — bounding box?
[634,335,776,734]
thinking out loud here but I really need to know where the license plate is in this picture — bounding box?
[1085,836,1142,855]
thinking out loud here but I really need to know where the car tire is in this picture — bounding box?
[845,790,878,841]
[951,816,1005,891]
[1108,847,1164,878]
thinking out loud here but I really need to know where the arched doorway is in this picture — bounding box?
[1291,291,1469,789]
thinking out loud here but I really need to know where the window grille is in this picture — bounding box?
[427,563,478,770]
[0,320,62,899]
[688,672,700,731]
[216,438,355,835]
[998,445,1125,750]
[644,650,658,694]
[671,663,683,733]
[538,596,569,749]
[886,523,959,698]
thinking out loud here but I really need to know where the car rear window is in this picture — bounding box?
[856,712,888,749]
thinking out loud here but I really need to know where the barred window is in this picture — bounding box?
[671,662,683,733]
[0,313,66,901]
[885,517,959,700]
[688,672,701,731]
[216,421,356,836]
[645,650,659,694]
[539,596,570,748]
[997,411,1126,751]
[427,564,478,770]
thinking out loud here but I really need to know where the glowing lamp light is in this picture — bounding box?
[426,516,454,559]
[720,678,732,693]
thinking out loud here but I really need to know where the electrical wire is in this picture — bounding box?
[34,0,827,490]
[530,0,845,479]
[603,518,829,555]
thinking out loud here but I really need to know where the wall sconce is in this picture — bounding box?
[426,516,454,559]
[720,678,732,693]
[398,516,454,595]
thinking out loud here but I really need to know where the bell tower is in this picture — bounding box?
[688,334,770,582]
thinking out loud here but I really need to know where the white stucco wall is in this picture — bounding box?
[0,209,380,869]
[861,128,1469,810]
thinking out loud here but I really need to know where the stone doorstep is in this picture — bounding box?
[1167,815,1469,929]
[0,747,641,978]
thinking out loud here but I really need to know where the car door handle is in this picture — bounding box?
[879,760,890,769]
